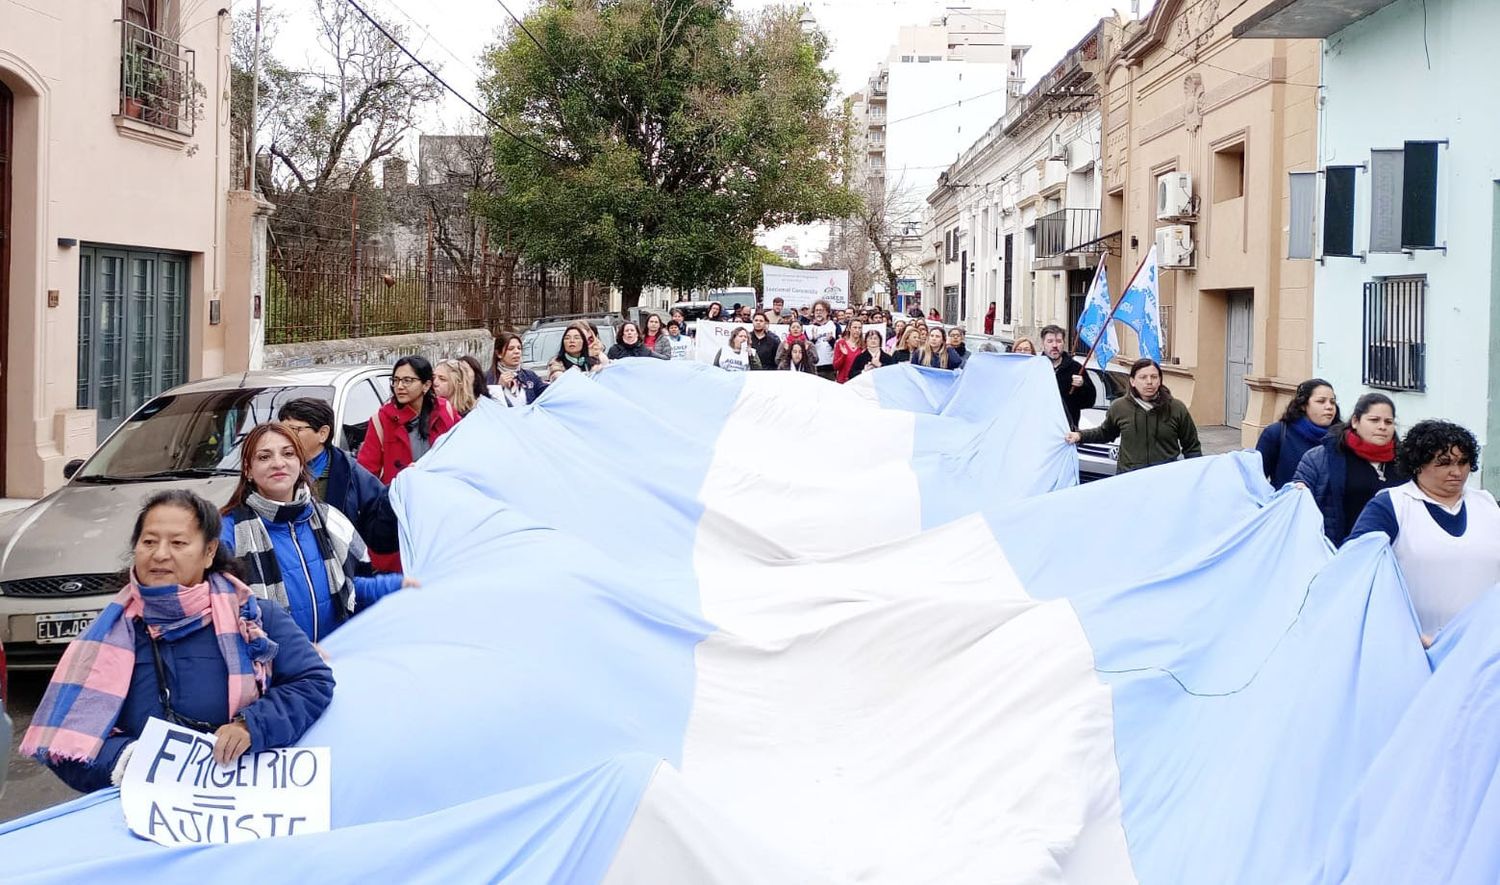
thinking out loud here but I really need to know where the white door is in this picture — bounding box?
[1225,291,1253,426]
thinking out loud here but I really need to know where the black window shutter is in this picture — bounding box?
[1323,166,1356,257]
[1401,141,1439,249]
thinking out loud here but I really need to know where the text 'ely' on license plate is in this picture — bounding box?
[35,611,99,644]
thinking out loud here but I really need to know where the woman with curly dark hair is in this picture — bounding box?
[1256,378,1340,486]
[1350,419,1500,644]
[1291,392,1401,545]
[776,338,816,373]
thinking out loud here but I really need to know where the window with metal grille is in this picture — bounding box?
[1362,275,1425,392]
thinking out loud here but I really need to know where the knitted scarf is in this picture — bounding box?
[19,572,275,764]
[1345,428,1395,463]
[1132,385,1173,411]
[1288,416,1327,446]
[231,488,360,624]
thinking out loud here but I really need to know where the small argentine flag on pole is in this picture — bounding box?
[1114,246,1165,362]
[1074,260,1118,370]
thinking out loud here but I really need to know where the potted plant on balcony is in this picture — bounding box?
[121,46,148,119]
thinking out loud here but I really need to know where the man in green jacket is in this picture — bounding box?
[1066,358,1202,473]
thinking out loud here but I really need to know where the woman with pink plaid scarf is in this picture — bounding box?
[19,490,334,793]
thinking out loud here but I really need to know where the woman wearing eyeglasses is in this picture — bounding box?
[357,355,460,486]
[21,490,333,794]
[547,321,610,381]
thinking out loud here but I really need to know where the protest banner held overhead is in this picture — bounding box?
[762,265,850,310]
[120,717,331,847]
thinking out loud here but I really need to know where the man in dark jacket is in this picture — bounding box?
[749,310,781,370]
[279,397,399,554]
[1041,324,1096,431]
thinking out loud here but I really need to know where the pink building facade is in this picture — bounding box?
[0,0,239,496]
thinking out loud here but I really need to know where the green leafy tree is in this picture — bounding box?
[479,0,857,311]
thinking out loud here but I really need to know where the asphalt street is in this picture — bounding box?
[3,671,80,823]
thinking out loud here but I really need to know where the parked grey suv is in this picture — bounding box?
[0,367,391,673]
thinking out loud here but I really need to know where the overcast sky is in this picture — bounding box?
[270,0,1152,257]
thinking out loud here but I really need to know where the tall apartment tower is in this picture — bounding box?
[860,8,1027,205]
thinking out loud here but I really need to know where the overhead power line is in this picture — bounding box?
[885,86,1009,126]
[341,0,564,161]
[375,0,484,82]
[492,0,568,74]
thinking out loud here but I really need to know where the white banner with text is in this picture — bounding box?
[121,717,332,846]
[762,265,850,310]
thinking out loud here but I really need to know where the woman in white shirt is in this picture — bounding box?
[1349,419,1500,645]
[486,331,547,406]
[713,328,761,372]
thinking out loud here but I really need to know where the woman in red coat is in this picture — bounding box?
[831,317,865,383]
[358,355,460,484]
[357,356,458,571]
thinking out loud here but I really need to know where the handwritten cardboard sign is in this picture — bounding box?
[121,717,331,846]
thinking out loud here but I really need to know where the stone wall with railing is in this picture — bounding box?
[260,329,493,370]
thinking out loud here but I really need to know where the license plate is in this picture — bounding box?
[35,611,100,645]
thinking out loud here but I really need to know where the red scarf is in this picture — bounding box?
[1345,428,1394,463]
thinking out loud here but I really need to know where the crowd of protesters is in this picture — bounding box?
[528,300,1011,383]
[18,296,1500,794]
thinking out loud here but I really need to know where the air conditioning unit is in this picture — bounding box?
[1155,224,1195,268]
[1048,132,1066,161]
[1156,172,1194,220]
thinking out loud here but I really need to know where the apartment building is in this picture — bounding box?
[0,0,234,495]
[1100,0,1320,441]
[923,20,1120,338]
[1237,0,1500,487]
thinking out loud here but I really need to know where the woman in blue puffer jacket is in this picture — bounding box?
[220,423,412,642]
[1291,392,1403,546]
[1255,378,1340,487]
[23,490,333,794]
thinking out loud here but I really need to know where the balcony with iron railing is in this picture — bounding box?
[118,19,197,138]
[1035,208,1103,268]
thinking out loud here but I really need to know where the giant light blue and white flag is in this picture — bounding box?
[1114,246,1164,362]
[3,356,1498,885]
[1074,261,1118,369]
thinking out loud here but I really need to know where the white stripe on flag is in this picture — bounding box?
[605,373,1137,883]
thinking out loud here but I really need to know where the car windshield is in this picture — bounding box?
[524,324,617,363]
[1098,371,1127,401]
[77,386,335,480]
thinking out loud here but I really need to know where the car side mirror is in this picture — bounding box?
[63,459,85,480]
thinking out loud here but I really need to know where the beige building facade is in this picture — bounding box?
[1100,0,1320,441]
[924,20,1121,340]
[1,0,242,497]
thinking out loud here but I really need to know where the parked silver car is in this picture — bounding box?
[521,314,619,375]
[1,637,10,796]
[0,366,392,672]
[1077,364,1127,482]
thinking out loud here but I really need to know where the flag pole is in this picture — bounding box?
[1077,248,1152,373]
